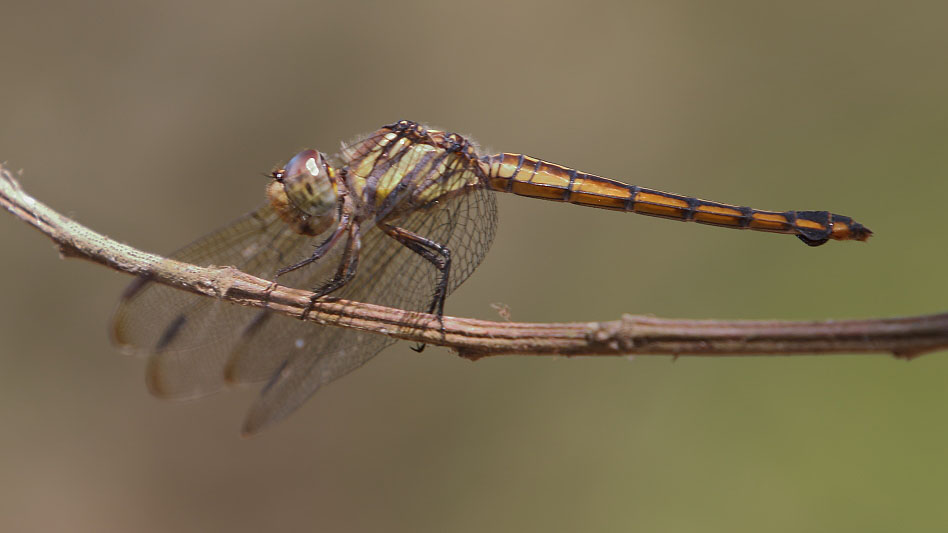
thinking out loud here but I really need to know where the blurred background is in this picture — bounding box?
[2,1,947,531]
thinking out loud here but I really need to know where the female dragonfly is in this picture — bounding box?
[112,120,871,435]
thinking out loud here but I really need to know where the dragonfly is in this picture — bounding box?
[112,120,872,435]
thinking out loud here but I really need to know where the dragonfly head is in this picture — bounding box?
[268,149,340,236]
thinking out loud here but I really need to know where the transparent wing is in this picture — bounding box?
[235,136,499,433]
[110,206,332,398]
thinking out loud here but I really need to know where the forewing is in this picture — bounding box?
[110,206,338,398]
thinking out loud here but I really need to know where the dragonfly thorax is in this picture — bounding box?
[268,149,340,236]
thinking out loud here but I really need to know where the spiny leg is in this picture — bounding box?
[274,218,348,279]
[299,223,362,320]
[381,223,452,352]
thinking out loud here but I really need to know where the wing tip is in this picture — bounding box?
[240,407,278,438]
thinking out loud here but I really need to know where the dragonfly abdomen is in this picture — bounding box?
[483,153,871,245]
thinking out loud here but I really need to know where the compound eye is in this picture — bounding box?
[284,149,322,179]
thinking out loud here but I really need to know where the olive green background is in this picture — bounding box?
[2,1,947,531]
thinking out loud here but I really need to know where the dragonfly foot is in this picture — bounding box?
[300,297,317,321]
[417,308,447,353]
[262,280,280,307]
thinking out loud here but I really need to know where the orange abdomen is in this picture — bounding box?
[483,153,871,246]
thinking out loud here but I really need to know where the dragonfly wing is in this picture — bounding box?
[228,220,415,434]
[114,124,499,432]
[111,206,339,399]
[235,164,498,434]
[241,328,390,435]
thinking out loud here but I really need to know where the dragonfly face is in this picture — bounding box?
[267,149,340,237]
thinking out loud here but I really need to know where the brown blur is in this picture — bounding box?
[2,1,948,531]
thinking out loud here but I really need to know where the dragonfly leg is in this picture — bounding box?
[300,223,362,320]
[380,223,452,352]
[274,221,348,279]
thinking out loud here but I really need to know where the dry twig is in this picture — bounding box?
[2,164,945,360]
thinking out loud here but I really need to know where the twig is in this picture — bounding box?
[1,164,945,360]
